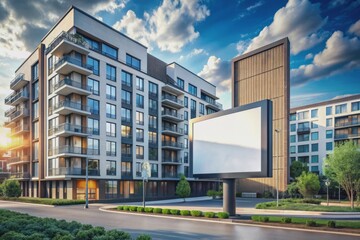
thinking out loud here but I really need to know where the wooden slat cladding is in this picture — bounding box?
[232,38,290,193]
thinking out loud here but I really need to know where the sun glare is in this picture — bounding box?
[0,127,11,148]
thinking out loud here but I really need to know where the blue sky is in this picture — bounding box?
[0,0,360,125]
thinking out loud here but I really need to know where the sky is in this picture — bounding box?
[0,0,360,126]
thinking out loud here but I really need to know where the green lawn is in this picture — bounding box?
[0,197,85,205]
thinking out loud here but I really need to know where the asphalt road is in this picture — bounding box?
[0,201,359,240]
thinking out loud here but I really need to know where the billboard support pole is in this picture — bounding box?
[223,179,236,216]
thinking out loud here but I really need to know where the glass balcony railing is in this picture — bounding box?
[52,100,90,113]
[162,125,183,135]
[50,78,92,94]
[48,145,88,156]
[162,141,184,149]
[48,123,92,136]
[48,167,100,176]
[50,55,93,75]
[45,31,90,54]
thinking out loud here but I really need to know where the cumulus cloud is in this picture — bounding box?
[291,31,360,86]
[305,53,314,60]
[349,19,360,36]
[179,48,208,61]
[113,0,210,52]
[198,56,231,93]
[245,0,327,55]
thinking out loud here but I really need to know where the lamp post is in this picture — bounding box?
[85,157,89,209]
[142,160,150,208]
[275,129,280,207]
[325,179,331,206]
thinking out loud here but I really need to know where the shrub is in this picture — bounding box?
[327,220,336,228]
[281,217,292,223]
[204,212,215,218]
[153,208,162,214]
[137,207,145,212]
[136,234,152,240]
[297,172,320,198]
[207,190,218,199]
[301,199,321,204]
[190,210,202,217]
[260,216,269,222]
[104,229,132,240]
[251,216,260,221]
[144,207,154,213]
[305,220,316,227]
[176,175,191,202]
[170,209,180,215]
[217,212,229,219]
[180,210,190,216]
[263,191,273,198]
[117,206,124,210]
[123,206,130,211]
[162,209,170,214]
[129,206,137,212]
[1,180,21,198]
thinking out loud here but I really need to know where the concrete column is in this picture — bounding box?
[223,179,236,216]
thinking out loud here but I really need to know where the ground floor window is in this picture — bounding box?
[105,180,118,199]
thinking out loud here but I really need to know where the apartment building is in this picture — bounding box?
[3,6,221,200]
[289,94,360,175]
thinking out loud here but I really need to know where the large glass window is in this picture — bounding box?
[88,78,99,95]
[32,121,39,140]
[88,118,99,135]
[290,146,296,154]
[290,124,296,132]
[311,143,318,152]
[177,78,184,89]
[326,118,333,127]
[298,144,309,153]
[149,148,158,160]
[88,138,100,155]
[151,164,158,177]
[290,135,296,143]
[136,111,144,125]
[311,121,318,129]
[136,145,144,159]
[106,64,116,81]
[290,113,296,121]
[326,142,333,151]
[126,54,141,70]
[188,83,197,96]
[32,101,39,120]
[87,57,99,75]
[102,43,118,59]
[311,132,319,140]
[326,130,333,139]
[121,162,132,176]
[149,115,157,129]
[149,131,157,144]
[298,111,309,120]
[184,111,188,121]
[352,101,360,111]
[32,81,39,100]
[106,160,116,175]
[105,181,117,199]
[121,71,132,87]
[106,141,116,156]
[184,96,188,108]
[136,128,144,142]
[106,84,116,100]
[311,155,319,163]
[335,104,347,114]
[199,103,205,115]
[311,109,318,118]
[32,141,39,161]
[121,108,132,122]
[121,144,132,156]
[136,77,144,91]
[326,106,332,116]
[106,103,116,119]
[106,122,116,137]
[298,134,309,142]
[136,94,144,108]
[149,99,157,112]
[83,35,100,51]
[88,98,99,115]
[121,90,131,105]
[190,99,196,119]
[149,81,158,96]
[121,125,132,138]
[32,62,39,80]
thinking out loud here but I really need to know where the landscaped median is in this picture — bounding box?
[114,205,230,219]
[0,197,86,206]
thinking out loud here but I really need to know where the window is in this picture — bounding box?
[32,101,39,120]
[200,103,205,115]
[326,118,333,127]
[290,135,296,143]
[88,78,99,95]
[184,96,188,108]
[290,124,296,132]
[290,157,296,163]
[326,130,333,139]
[190,99,196,119]
[88,98,99,115]
[326,142,333,151]
[311,109,318,118]
[32,81,39,100]
[121,90,131,105]
[311,143,318,152]
[106,64,116,81]
[121,108,132,123]
[290,146,296,154]
[105,181,117,199]
[352,101,360,111]
[184,139,188,149]
[290,113,296,121]
[136,77,144,91]
[102,43,117,59]
[136,162,142,177]
[149,81,158,96]
[106,160,116,175]
[136,145,144,159]
[184,152,189,163]
[83,35,100,52]
[121,162,132,176]
[136,111,144,125]
[298,144,309,153]
[311,155,319,163]
[126,54,141,70]
[106,84,116,100]
[184,111,188,121]
[106,122,116,137]
[121,125,132,138]
[298,156,309,164]
[177,78,184,89]
[151,164,158,177]
[106,141,116,156]
[326,106,332,116]
[88,138,100,155]
[87,57,99,75]
[298,134,309,142]
[335,104,347,114]
[311,166,319,172]
[184,124,188,135]
[136,94,144,108]
[149,148,158,160]
[32,62,39,80]
[121,71,132,87]
[297,111,309,120]
[149,99,157,112]
[106,103,116,119]
[311,132,319,140]
[188,83,197,96]
[149,131,157,144]
[149,115,157,129]
[136,128,144,142]
[32,121,39,140]
[121,144,132,156]
[88,118,99,135]
[32,142,39,161]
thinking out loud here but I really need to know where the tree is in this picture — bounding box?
[1,179,21,197]
[324,141,360,209]
[176,175,191,202]
[296,172,320,198]
[290,161,308,179]
[286,182,299,198]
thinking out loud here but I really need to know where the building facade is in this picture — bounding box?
[3,6,221,200]
[289,94,360,175]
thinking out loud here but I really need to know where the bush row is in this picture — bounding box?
[251,216,336,228]
[0,197,85,206]
[117,206,229,219]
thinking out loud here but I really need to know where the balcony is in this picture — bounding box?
[4,107,16,117]
[51,55,93,76]
[10,124,29,136]
[162,141,184,150]
[162,110,183,122]
[297,127,310,134]
[48,145,88,157]
[10,172,30,179]
[121,81,132,92]
[9,138,30,151]
[121,99,132,109]
[162,125,184,136]
[161,94,184,109]
[8,108,30,122]
[334,133,360,140]
[10,73,28,91]
[7,155,30,166]
[206,101,223,111]
[48,123,91,137]
[162,84,183,96]
[51,100,91,116]
[45,31,90,56]
[121,172,132,179]
[162,172,180,179]
[121,117,132,126]
[162,158,182,165]
[121,153,133,162]
[335,119,360,129]
[121,135,133,144]
[5,90,29,106]
[51,78,92,96]
[48,167,100,176]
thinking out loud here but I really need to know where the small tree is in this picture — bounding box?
[2,179,21,197]
[296,172,320,198]
[290,161,308,179]
[176,175,191,202]
[324,141,360,209]
[286,182,299,198]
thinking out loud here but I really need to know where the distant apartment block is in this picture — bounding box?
[289,94,360,175]
[3,6,221,200]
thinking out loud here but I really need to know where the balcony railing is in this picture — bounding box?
[45,31,90,54]
[7,108,29,121]
[11,124,29,135]
[5,107,16,117]
[48,123,91,136]
[10,73,26,89]
[162,141,184,149]
[162,158,182,164]
[335,119,360,128]
[121,153,133,161]
[50,55,93,75]
[5,90,29,105]
[162,173,180,178]
[162,125,183,134]
[121,117,132,125]
[11,172,30,179]
[297,127,310,134]
[50,78,92,94]
[48,145,88,156]
[334,133,360,140]
[7,155,30,165]
[162,94,184,106]
[162,110,183,120]
[52,100,90,113]
[48,167,100,176]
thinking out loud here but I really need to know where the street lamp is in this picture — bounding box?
[141,160,151,208]
[275,129,280,207]
[85,157,89,209]
[325,179,331,206]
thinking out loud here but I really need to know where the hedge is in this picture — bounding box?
[281,217,292,224]
[327,220,336,228]
[162,209,171,214]
[0,197,85,206]
[144,207,154,213]
[190,210,202,217]
[137,207,145,212]
[180,210,190,216]
[170,209,180,215]
[217,212,230,219]
[306,220,317,227]
[204,212,215,218]
[153,208,162,213]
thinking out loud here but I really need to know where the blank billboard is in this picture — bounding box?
[191,100,272,179]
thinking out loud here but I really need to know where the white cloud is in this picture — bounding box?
[245,0,327,55]
[332,94,355,100]
[290,92,327,108]
[113,0,210,52]
[236,40,250,55]
[349,19,360,36]
[246,1,263,11]
[179,48,208,61]
[291,30,360,86]
[305,53,313,60]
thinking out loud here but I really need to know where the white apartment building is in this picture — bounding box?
[4,6,221,200]
[289,94,360,175]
